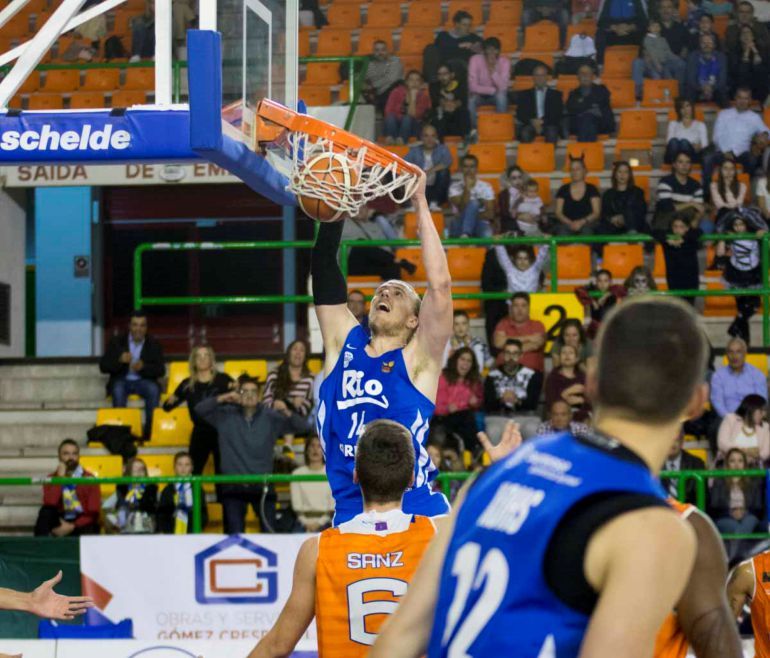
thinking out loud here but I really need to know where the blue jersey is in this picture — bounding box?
[427,431,667,658]
[317,325,449,525]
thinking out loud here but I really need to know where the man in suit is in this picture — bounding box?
[565,64,615,141]
[661,430,706,504]
[99,310,165,439]
[515,64,563,144]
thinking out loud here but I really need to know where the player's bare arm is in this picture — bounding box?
[579,508,697,658]
[311,220,359,374]
[676,510,743,658]
[726,559,755,619]
[405,171,453,397]
[247,537,318,658]
[0,571,93,620]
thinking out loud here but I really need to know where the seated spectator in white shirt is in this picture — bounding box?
[710,337,767,420]
[290,436,334,532]
[665,97,709,164]
[536,399,591,438]
[442,309,490,371]
[717,393,770,464]
[404,124,453,210]
[448,154,495,238]
[558,30,597,74]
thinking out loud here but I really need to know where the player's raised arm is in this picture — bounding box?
[412,172,453,363]
[311,220,359,373]
[579,508,697,658]
[246,537,318,658]
[726,559,755,620]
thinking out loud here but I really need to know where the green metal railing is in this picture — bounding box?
[133,233,770,345]
[2,469,768,539]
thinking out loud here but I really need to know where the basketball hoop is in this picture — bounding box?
[254,99,422,216]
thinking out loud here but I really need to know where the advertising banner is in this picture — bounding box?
[79,534,317,647]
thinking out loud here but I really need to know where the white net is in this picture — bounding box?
[286,132,420,215]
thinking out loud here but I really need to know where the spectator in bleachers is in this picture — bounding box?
[712,159,748,221]
[162,345,234,477]
[448,154,496,237]
[129,0,155,63]
[173,0,196,54]
[468,37,511,127]
[717,394,770,464]
[433,92,472,142]
[104,458,157,534]
[575,269,625,338]
[595,0,648,63]
[660,431,705,502]
[433,348,484,454]
[262,340,315,439]
[493,292,546,371]
[515,64,563,144]
[440,438,467,500]
[290,436,334,532]
[157,451,206,534]
[559,28,598,74]
[493,243,550,293]
[624,265,658,295]
[299,0,327,29]
[443,309,490,372]
[545,344,592,422]
[565,65,615,142]
[404,125,453,209]
[383,70,431,146]
[431,11,483,75]
[684,33,728,106]
[707,447,764,560]
[481,246,515,347]
[747,131,770,176]
[508,180,547,235]
[657,0,692,57]
[554,156,602,234]
[598,160,648,234]
[195,376,308,534]
[755,172,770,219]
[632,17,687,99]
[484,338,544,439]
[522,0,571,47]
[430,64,468,108]
[665,97,709,164]
[363,40,404,113]
[652,151,705,230]
[346,290,369,330]
[73,13,106,60]
[99,310,165,440]
[550,318,592,368]
[536,400,591,437]
[711,337,767,420]
[727,1,770,54]
[687,12,722,51]
[748,0,770,24]
[34,439,100,537]
[497,166,528,234]
[652,213,703,304]
[728,25,770,104]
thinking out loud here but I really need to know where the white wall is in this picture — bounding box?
[0,189,26,357]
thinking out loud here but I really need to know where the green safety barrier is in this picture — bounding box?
[1,469,767,540]
[133,233,770,345]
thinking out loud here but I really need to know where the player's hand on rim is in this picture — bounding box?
[477,421,523,464]
[411,170,427,201]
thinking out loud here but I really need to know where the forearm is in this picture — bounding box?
[0,588,32,614]
[418,195,451,288]
[311,222,346,306]
[194,396,220,423]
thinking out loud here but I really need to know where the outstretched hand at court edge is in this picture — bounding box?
[27,571,93,620]
[477,421,523,464]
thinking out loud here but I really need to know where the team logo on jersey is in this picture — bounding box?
[344,351,354,368]
[381,360,395,373]
[337,370,389,409]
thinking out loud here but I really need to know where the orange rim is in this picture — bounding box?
[255,99,423,179]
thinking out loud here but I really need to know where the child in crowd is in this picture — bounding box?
[494,243,550,293]
[624,265,658,296]
[559,29,596,74]
[514,179,546,236]
[653,214,702,305]
[575,269,625,338]
[104,458,157,534]
[635,19,679,98]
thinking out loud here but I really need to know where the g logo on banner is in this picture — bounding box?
[194,535,278,605]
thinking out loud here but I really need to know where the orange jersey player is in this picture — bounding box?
[247,419,442,658]
[728,549,770,657]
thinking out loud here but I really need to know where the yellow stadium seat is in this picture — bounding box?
[68,92,105,109]
[28,93,64,110]
[704,280,736,317]
[165,361,189,397]
[96,408,142,438]
[722,353,769,377]
[151,407,193,446]
[223,359,269,383]
[304,62,341,85]
[299,85,333,106]
[685,448,708,464]
[308,358,323,375]
[141,453,177,477]
[79,454,123,497]
[530,176,552,206]
[613,139,653,171]
[451,285,483,318]
[122,67,155,91]
[652,243,667,279]
[602,46,637,78]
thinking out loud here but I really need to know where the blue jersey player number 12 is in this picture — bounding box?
[311,172,454,525]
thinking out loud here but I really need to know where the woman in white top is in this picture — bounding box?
[717,393,770,465]
[755,175,770,219]
[664,98,708,164]
[290,436,334,532]
[710,159,747,221]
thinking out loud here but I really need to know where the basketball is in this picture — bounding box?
[297,152,360,222]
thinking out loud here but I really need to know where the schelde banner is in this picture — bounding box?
[0,109,197,163]
[80,534,317,648]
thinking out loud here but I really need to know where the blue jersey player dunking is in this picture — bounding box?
[373,298,711,658]
[312,172,453,525]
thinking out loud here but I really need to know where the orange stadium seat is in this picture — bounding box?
[403,212,445,239]
[602,47,636,77]
[394,248,427,281]
[398,27,436,55]
[517,142,555,173]
[446,247,486,280]
[357,27,393,54]
[614,139,653,170]
[477,113,515,142]
[635,175,650,201]
[452,286,483,317]
[42,69,79,92]
[385,144,410,158]
[299,85,333,106]
[17,70,40,94]
[652,243,667,279]
[304,62,341,85]
[554,76,579,96]
[483,25,518,53]
[512,76,534,91]
[398,54,423,73]
[522,21,560,53]
[299,30,311,57]
[111,11,141,37]
[406,1,442,27]
[642,79,678,107]
[489,0,522,25]
[27,93,64,109]
[111,90,147,107]
[316,28,352,56]
[3,16,30,38]
[602,244,644,279]
[564,142,604,172]
[618,110,658,139]
[467,144,507,174]
[8,95,23,109]
[604,78,635,109]
[446,0,484,24]
[566,21,596,40]
[556,245,592,280]
[326,3,362,28]
[704,280,736,316]
[69,91,105,109]
[81,68,120,92]
[530,176,552,206]
[366,3,402,27]
[713,15,729,39]
[20,0,49,14]
[123,67,154,90]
